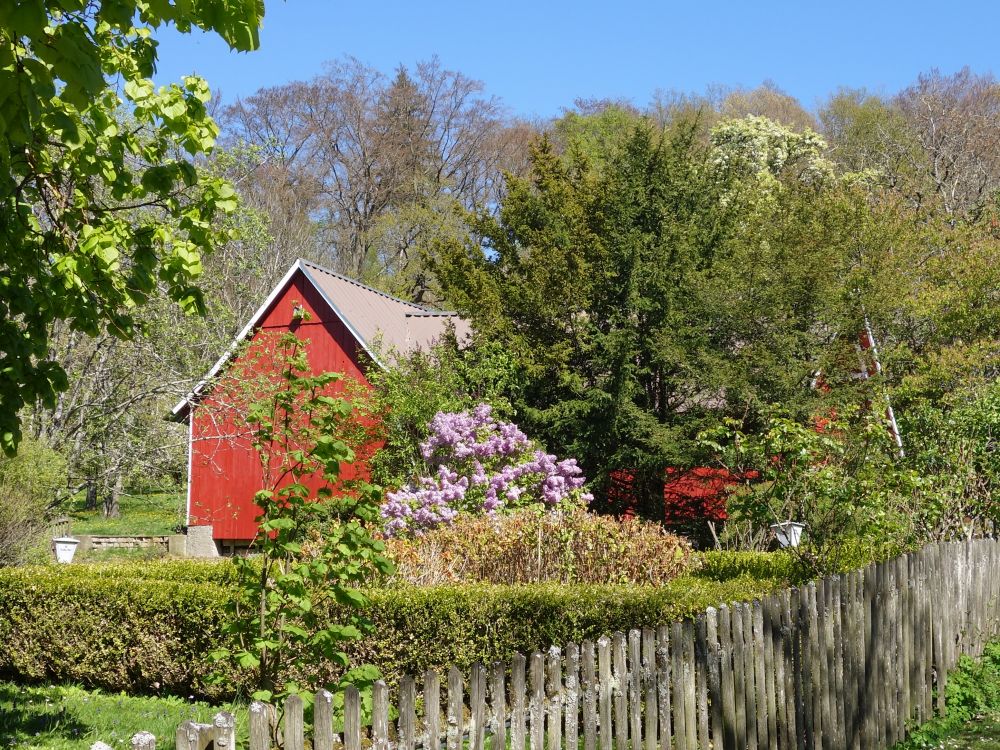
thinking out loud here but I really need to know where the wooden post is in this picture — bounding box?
[491,661,508,750]
[448,666,465,750]
[285,695,305,750]
[512,654,527,750]
[656,626,673,750]
[752,602,769,750]
[470,663,487,750]
[843,572,859,750]
[530,651,545,750]
[823,576,844,748]
[567,643,581,750]
[741,603,759,750]
[706,607,724,749]
[718,605,738,750]
[249,701,270,750]
[862,563,876,749]
[807,582,822,750]
[176,712,236,750]
[175,720,199,750]
[583,640,598,750]
[345,686,362,750]
[628,630,643,750]
[613,632,629,750]
[877,562,890,748]
[373,682,391,750]
[547,648,563,750]
[599,636,614,750]
[642,629,658,750]
[731,604,748,750]
[671,621,689,750]
[761,597,779,750]
[425,671,442,750]
[397,679,416,750]
[691,616,708,749]
[813,579,828,750]
[779,589,797,750]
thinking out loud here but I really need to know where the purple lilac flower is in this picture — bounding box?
[381,404,591,536]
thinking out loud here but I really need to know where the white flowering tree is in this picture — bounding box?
[710,115,835,190]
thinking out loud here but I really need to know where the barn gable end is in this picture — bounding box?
[175,259,467,550]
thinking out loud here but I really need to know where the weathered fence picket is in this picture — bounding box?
[114,539,1000,750]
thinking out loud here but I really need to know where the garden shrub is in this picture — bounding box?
[703,407,919,575]
[38,558,245,585]
[693,550,806,584]
[897,640,1000,748]
[0,567,235,700]
[0,561,785,699]
[384,506,694,585]
[380,404,591,536]
[0,438,67,566]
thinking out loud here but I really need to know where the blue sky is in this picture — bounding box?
[153,0,1000,120]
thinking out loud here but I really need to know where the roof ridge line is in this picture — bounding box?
[299,258,434,311]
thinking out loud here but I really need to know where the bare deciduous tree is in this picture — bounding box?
[895,67,1000,218]
[224,57,535,298]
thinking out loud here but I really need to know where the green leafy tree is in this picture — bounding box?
[433,117,868,513]
[0,0,262,454]
[702,406,916,575]
[0,436,66,565]
[209,332,393,706]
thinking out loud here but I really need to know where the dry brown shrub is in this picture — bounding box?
[384,507,694,585]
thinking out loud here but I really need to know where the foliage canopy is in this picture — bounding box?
[0,0,263,454]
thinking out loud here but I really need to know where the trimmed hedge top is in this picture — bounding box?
[0,552,798,700]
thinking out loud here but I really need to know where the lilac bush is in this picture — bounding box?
[381,404,592,536]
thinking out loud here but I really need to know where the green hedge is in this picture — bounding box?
[45,558,243,584]
[0,561,791,700]
[0,568,230,699]
[692,550,807,583]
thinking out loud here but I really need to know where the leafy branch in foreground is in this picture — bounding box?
[0,0,262,454]
[208,332,393,709]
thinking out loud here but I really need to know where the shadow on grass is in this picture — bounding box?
[0,681,239,749]
[0,683,91,747]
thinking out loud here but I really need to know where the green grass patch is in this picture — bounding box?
[67,492,183,536]
[0,681,246,749]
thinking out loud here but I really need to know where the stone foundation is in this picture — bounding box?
[184,525,220,558]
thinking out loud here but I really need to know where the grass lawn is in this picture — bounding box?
[67,491,184,537]
[0,682,247,750]
[904,713,1000,749]
[944,715,1000,749]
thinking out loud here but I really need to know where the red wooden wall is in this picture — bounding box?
[188,270,375,542]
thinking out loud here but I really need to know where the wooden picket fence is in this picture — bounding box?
[119,538,1000,750]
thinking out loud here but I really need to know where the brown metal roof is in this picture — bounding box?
[300,259,471,359]
[171,259,471,419]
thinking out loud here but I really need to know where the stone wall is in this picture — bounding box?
[75,534,183,554]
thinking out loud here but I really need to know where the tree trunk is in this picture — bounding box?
[85,480,98,511]
[102,473,122,518]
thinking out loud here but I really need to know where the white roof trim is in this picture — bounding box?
[170,259,306,419]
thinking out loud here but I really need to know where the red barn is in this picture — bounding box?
[171,259,468,554]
